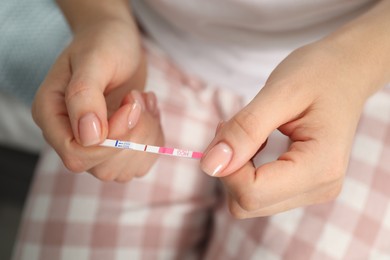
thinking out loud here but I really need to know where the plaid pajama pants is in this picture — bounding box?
[12,41,390,260]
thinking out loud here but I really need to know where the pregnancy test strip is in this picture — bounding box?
[100,139,203,159]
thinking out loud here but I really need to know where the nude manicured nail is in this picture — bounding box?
[146,92,158,116]
[78,112,101,146]
[131,90,145,111]
[128,101,142,129]
[201,142,233,177]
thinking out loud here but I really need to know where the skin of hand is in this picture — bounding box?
[32,2,164,182]
[200,1,390,218]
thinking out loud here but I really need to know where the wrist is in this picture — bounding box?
[319,1,390,98]
[57,0,136,35]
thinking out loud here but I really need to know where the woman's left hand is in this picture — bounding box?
[200,40,378,218]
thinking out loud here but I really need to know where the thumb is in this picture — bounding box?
[200,85,308,177]
[65,58,111,147]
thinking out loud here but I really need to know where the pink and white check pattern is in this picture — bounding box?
[13,40,390,260]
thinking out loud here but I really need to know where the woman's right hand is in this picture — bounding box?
[32,15,164,182]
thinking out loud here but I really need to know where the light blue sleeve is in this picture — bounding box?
[0,0,71,106]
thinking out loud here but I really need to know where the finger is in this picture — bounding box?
[252,138,268,161]
[109,90,161,141]
[90,90,162,181]
[221,136,343,212]
[32,53,71,131]
[227,179,342,218]
[109,90,145,135]
[32,54,119,173]
[144,91,160,117]
[65,53,114,146]
[32,53,78,155]
[200,84,312,177]
[89,151,135,182]
[114,92,163,180]
[87,91,142,180]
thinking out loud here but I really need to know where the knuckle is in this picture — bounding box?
[31,92,46,126]
[97,174,116,182]
[324,184,343,202]
[135,170,149,178]
[90,168,117,182]
[229,209,246,220]
[115,175,133,183]
[231,109,260,144]
[61,154,88,173]
[228,199,247,219]
[318,157,346,186]
[313,182,343,205]
[236,192,260,212]
[317,152,348,185]
[65,80,92,103]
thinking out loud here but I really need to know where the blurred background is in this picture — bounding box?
[0,92,43,259]
[0,131,39,260]
[0,1,70,258]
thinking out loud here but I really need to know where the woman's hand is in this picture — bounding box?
[200,1,390,218]
[201,42,365,217]
[32,15,164,182]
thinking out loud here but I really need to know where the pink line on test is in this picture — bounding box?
[159,147,174,155]
[192,152,203,159]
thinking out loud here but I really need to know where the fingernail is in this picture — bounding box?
[128,100,142,129]
[131,90,145,111]
[146,92,158,116]
[201,142,233,177]
[78,112,101,146]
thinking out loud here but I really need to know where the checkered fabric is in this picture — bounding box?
[13,40,390,260]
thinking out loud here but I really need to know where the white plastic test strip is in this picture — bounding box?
[100,139,203,159]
